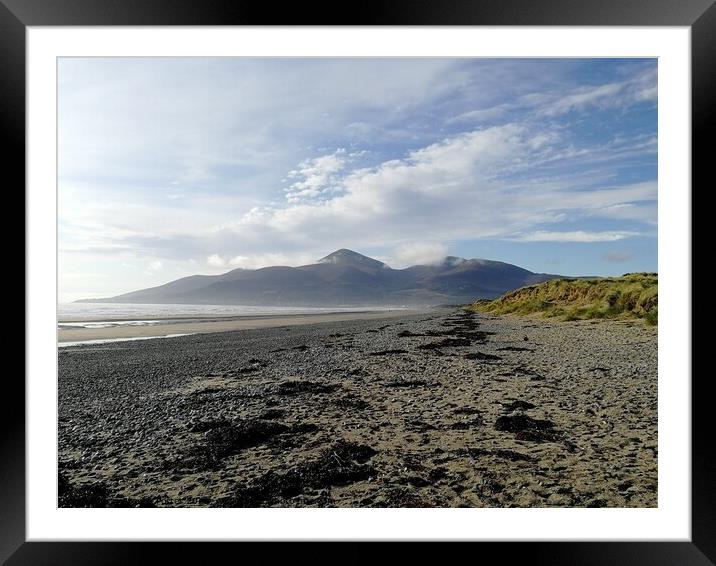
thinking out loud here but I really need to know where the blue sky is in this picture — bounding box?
[58,58,657,301]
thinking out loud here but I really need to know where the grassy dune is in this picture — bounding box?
[467,273,658,325]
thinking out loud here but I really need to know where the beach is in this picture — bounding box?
[58,309,419,345]
[58,308,657,508]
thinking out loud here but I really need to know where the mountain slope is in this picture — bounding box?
[79,249,559,306]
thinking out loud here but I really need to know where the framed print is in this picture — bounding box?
[7,0,710,564]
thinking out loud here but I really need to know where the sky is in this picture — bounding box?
[58,58,657,302]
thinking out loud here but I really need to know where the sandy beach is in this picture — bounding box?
[58,309,420,343]
[58,308,657,508]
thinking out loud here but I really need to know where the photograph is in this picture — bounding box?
[56,56,659,509]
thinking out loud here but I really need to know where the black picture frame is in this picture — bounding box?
[7,0,707,564]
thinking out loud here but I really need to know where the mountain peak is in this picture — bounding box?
[318,249,385,269]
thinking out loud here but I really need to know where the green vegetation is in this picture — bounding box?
[467,273,657,325]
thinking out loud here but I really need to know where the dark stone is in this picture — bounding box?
[463,447,535,463]
[369,349,409,356]
[495,414,559,443]
[428,467,449,482]
[499,400,536,412]
[258,408,286,420]
[477,476,505,494]
[333,394,369,410]
[464,352,502,361]
[418,338,471,350]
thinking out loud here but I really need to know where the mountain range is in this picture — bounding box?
[78,249,560,306]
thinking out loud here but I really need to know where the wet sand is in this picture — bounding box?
[58,310,421,343]
[58,308,657,508]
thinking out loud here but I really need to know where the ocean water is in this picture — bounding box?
[57,302,406,326]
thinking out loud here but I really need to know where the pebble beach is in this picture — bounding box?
[58,308,657,508]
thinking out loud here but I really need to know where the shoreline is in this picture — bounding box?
[57,308,428,343]
[58,306,416,323]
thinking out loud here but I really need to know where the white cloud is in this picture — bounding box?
[539,67,657,117]
[285,149,347,202]
[207,254,226,267]
[390,242,448,267]
[207,253,322,272]
[215,125,655,253]
[227,252,318,269]
[542,83,624,116]
[629,66,658,102]
[513,231,640,243]
[447,105,511,124]
[148,260,163,271]
[594,202,657,224]
[218,125,531,245]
